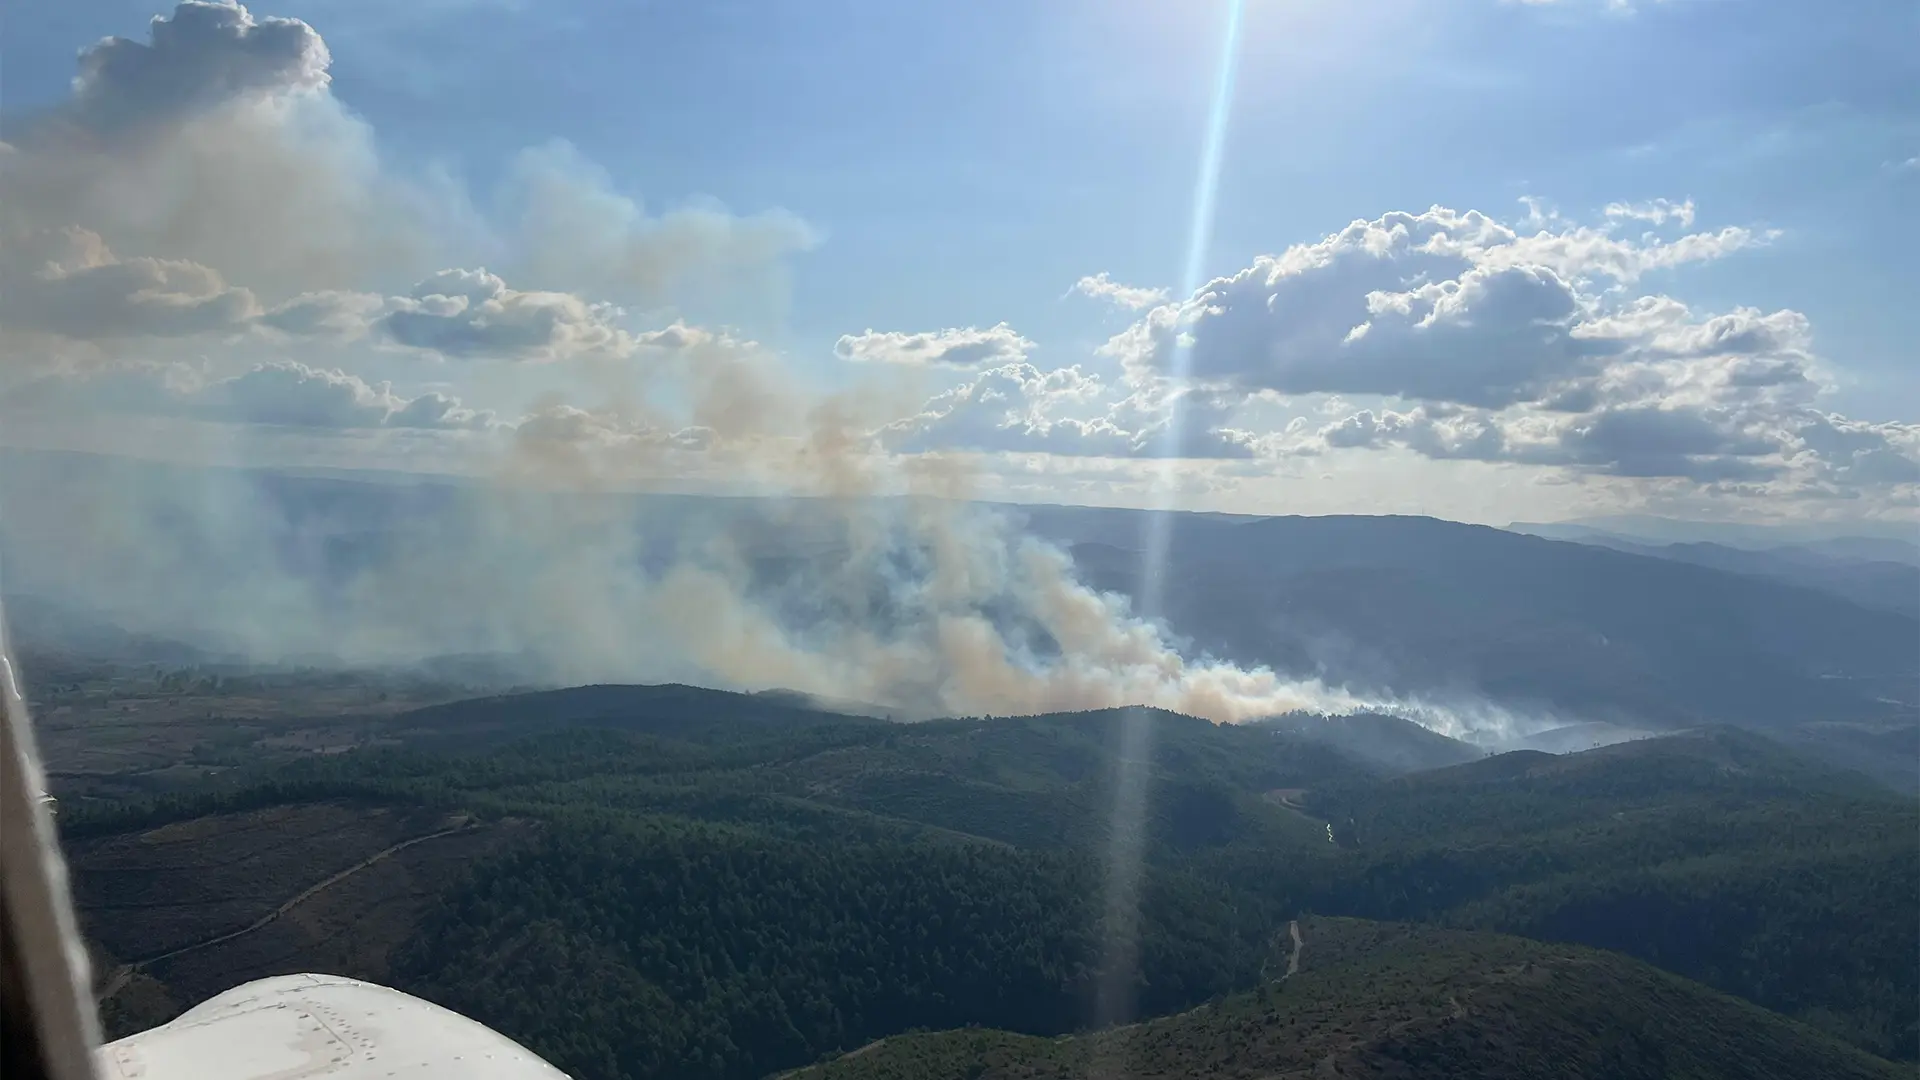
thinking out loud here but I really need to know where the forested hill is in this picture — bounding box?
[785,917,1912,1080]
[62,685,1920,1079]
[384,682,894,751]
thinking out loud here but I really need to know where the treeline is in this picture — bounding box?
[1446,846,1920,1058]
[390,818,1285,1080]
[66,708,1920,1071]
[784,918,1912,1080]
[56,724,874,839]
[1197,747,1920,1060]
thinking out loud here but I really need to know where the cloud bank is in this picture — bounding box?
[0,1,812,310]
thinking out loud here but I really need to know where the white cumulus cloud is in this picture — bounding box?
[375,268,637,362]
[1069,272,1170,311]
[1603,198,1696,228]
[835,323,1034,368]
[1104,204,1777,411]
[880,364,1255,459]
[0,227,260,340]
[0,1,814,314]
[1,360,495,431]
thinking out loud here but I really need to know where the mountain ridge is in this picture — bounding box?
[783,916,1910,1080]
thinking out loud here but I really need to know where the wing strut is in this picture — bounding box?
[1,595,105,1080]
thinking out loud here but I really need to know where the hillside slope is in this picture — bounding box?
[1260,711,1485,774]
[1537,534,1920,617]
[1247,728,1920,1057]
[786,917,1909,1080]
[1060,513,1919,729]
[69,801,535,1038]
[56,686,1920,1074]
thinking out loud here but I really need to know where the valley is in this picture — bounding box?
[46,679,1920,1079]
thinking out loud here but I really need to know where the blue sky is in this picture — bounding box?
[1,0,1916,522]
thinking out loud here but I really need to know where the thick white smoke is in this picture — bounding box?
[0,3,1546,741]
[0,428,1539,739]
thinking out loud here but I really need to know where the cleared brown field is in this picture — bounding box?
[68,800,535,1038]
[30,677,463,800]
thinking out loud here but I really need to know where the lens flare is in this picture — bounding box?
[1094,0,1248,1041]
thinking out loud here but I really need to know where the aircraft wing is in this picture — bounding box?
[96,974,570,1080]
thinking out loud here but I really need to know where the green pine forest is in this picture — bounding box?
[64,686,1920,1079]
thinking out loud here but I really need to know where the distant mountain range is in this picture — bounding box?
[1509,513,1919,551]
[1504,523,1918,617]
[4,449,1915,744]
[1044,512,1918,732]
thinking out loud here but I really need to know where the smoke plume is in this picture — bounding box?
[0,2,1539,740]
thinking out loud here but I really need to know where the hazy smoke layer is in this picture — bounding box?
[0,296,1524,734]
[0,2,1542,740]
[0,443,1512,730]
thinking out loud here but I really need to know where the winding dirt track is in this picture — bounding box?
[95,821,474,1003]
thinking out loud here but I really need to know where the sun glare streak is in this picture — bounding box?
[1140,0,1246,614]
[1093,0,1248,1045]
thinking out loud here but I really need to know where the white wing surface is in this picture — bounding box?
[96,974,571,1080]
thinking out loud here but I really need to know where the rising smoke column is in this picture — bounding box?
[0,2,1540,741]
